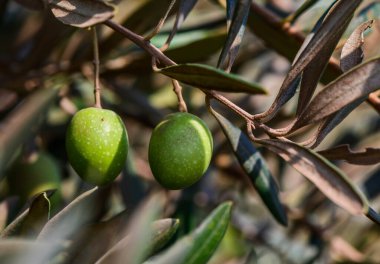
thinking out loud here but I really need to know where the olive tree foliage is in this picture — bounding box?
[0,0,379,263]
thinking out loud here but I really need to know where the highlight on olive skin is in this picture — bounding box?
[148,112,213,190]
[65,107,129,186]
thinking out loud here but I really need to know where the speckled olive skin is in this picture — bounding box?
[149,112,213,189]
[66,107,128,186]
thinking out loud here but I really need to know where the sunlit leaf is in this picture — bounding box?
[48,0,116,28]
[145,202,232,264]
[257,139,369,215]
[210,108,287,226]
[159,63,267,94]
[341,20,373,72]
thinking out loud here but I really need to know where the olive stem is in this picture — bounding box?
[103,20,251,123]
[172,80,188,112]
[93,26,102,109]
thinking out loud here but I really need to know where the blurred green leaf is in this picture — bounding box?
[18,192,50,238]
[0,193,50,238]
[48,0,115,28]
[257,138,369,215]
[159,63,267,94]
[283,0,321,24]
[210,108,287,226]
[0,239,64,264]
[0,88,59,176]
[37,187,109,241]
[145,201,232,264]
[96,193,166,264]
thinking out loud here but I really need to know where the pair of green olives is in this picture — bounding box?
[66,108,213,189]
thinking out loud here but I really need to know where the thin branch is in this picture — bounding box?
[93,26,102,108]
[104,20,176,67]
[172,80,188,112]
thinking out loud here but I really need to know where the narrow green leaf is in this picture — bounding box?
[37,187,109,241]
[96,193,166,264]
[0,88,59,175]
[145,202,232,264]
[159,63,267,94]
[48,0,115,28]
[218,0,250,71]
[257,139,369,215]
[210,108,287,226]
[292,57,380,131]
[150,219,180,255]
[18,193,51,238]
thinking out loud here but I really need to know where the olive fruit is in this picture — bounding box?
[7,152,61,202]
[66,107,128,185]
[148,112,213,189]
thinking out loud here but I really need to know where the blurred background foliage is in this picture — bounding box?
[0,0,379,263]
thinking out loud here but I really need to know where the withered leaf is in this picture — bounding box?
[318,145,380,165]
[48,0,115,28]
[255,0,361,122]
[257,139,369,215]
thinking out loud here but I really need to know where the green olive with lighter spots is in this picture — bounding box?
[66,107,128,185]
[149,112,213,190]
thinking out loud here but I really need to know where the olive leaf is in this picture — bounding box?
[0,88,59,175]
[217,0,250,71]
[256,139,369,215]
[292,57,380,131]
[255,0,361,122]
[295,0,343,116]
[305,20,375,147]
[48,0,116,28]
[341,20,374,72]
[0,239,64,264]
[159,63,267,94]
[318,145,380,166]
[164,0,198,48]
[96,193,166,264]
[37,187,109,241]
[283,0,321,24]
[145,202,232,264]
[0,193,51,238]
[210,107,287,226]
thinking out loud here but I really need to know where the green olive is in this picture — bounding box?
[7,152,61,203]
[66,107,128,185]
[149,112,213,189]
